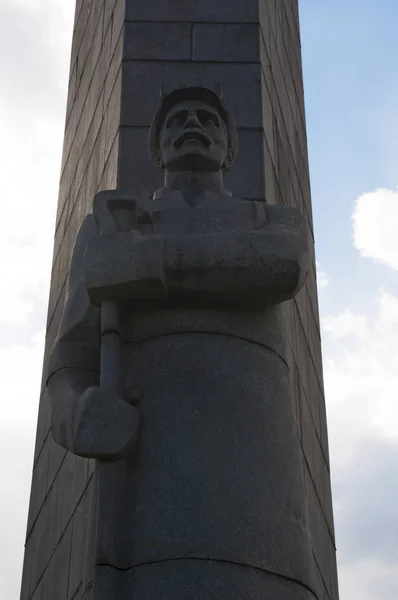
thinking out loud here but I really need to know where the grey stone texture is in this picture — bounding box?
[20,2,339,600]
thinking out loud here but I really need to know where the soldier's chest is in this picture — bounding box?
[141,193,266,235]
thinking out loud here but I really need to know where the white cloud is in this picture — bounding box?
[0,332,46,598]
[353,188,398,270]
[323,288,398,599]
[338,559,398,600]
[0,0,72,116]
[324,290,398,451]
[0,0,74,597]
[316,261,330,290]
[323,309,367,340]
[323,188,398,598]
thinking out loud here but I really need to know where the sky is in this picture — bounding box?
[0,0,397,598]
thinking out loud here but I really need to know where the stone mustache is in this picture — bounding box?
[48,80,317,600]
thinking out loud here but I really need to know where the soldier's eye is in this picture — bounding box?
[166,112,186,128]
[206,115,220,127]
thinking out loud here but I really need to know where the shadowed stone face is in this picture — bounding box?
[156,100,230,172]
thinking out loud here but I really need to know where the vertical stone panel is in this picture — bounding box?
[21,2,124,598]
[21,1,339,599]
[258,2,339,596]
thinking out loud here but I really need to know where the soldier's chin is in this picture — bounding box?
[166,150,220,172]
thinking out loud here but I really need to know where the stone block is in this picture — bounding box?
[53,172,87,283]
[104,0,117,40]
[313,558,330,600]
[259,0,271,55]
[86,131,105,203]
[121,61,262,129]
[104,33,122,109]
[225,129,266,199]
[307,265,321,330]
[265,0,277,40]
[45,285,67,363]
[26,455,78,594]
[63,48,106,177]
[319,387,331,469]
[292,362,302,441]
[47,435,67,494]
[308,355,322,437]
[125,22,192,61]
[77,5,104,92]
[40,522,72,600]
[283,0,300,46]
[300,393,333,538]
[71,584,83,600]
[263,137,279,205]
[68,482,93,599]
[193,24,260,63]
[330,556,339,600]
[60,452,89,533]
[33,389,51,466]
[73,0,85,30]
[50,230,76,316]
[74,89,105,200]
[65,58,79,124]
[104,70,122,161]
[77,72,105,163]
[19,550,31,600]
[111,0,125,55]
[118,126,162,199]
[48,471,67,552]
[26,434,50,538]
[261,67,275,158]
[125,0,259,23]
[295,284,309,337]
[94,18,113,99]
[305,466,334,598]
[55,160,74,232]
[306,305,323,392]
[99,131,119,191]
[75,3,104,86]
[70,0,95,73]
[60,115,79,195]
[25,495,53,595]
[30,581,42,600]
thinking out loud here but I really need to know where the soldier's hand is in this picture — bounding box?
[72,387,140,461]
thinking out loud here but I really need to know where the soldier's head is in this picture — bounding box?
[149,79,238,174]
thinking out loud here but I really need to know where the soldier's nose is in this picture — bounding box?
[185,112,201,128]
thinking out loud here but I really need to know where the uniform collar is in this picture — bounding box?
[153,185,232,202]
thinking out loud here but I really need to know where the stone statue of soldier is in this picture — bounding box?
[47,80,316,600]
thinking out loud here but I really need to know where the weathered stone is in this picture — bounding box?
[124,22,192,61]
[47,80,316,599]
[20,2,339,600]
[193,23,260,63]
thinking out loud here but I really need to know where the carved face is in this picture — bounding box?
[156,100,233,172]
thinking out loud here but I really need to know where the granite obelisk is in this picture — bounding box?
[20,2,339,600]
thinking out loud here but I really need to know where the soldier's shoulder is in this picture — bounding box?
[265,203,307,227]
[70,213,99,264]
[76,212,98,239]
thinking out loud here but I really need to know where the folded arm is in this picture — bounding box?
[84,205,309,307]
[47,215,101,452]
